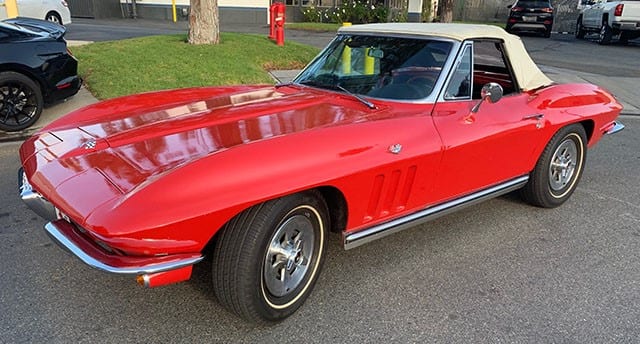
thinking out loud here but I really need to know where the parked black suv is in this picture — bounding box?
[506,0,554,38]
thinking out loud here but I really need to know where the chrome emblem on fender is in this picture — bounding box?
[83,139,97,150]
[388,144,402,154]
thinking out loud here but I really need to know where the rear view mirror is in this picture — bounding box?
[367,48,384,59]
[482,83,504,103]
[471,83,504,113]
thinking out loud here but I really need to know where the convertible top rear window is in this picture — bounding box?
[294,35,453,101]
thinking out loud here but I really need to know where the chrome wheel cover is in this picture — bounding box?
[47,15,61,24]
[263,211,316,298]
[549,138,578,191]
[599,25,608,42]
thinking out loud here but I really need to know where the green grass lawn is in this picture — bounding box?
[72,33,320,100]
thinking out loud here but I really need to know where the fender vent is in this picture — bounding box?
[364,166,417,223]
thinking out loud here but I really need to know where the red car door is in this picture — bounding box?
[430,40,545,202]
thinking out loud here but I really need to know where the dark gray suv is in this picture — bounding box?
[506,0,555,38]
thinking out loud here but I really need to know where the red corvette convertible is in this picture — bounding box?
[19,23,623,323]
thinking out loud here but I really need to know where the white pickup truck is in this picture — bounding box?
[576,0,640,44]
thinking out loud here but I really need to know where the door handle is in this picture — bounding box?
[522,113,544,120]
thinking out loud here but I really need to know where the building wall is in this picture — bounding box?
[119,0,270,24]
[68,0,122,18]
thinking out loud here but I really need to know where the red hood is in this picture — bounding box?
[21,85,380,203]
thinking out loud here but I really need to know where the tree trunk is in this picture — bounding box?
[188,0,219,45]
[422,0,434,22]
[439,0,454,23]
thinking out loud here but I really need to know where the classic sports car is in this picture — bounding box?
[19,23,623,323]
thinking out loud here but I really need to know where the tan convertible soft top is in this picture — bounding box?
[339,23,553,92]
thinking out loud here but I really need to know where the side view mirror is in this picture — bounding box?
[471,83,504,113]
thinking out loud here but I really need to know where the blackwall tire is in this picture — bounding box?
[212,190,329,323]
[521,124,587,208]
[0,72,44,132]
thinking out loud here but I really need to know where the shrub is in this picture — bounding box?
[301,1,390,24]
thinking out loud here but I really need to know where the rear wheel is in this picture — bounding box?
[212,191,329,323]
[0,72,43,132]
[45,11,63,25]
[575,17,585,39]
[598,22,612,45]
[521,124,587,208]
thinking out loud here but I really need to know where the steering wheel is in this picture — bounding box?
[396,66,440,97]
[396,66,439,84]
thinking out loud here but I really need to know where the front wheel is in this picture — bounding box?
[521,124,587,208]
[212,191,329,323]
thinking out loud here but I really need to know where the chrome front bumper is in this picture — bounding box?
[19,168,57,222]
[605,121,625,135]
[19,168,203,275]
[44,221,203,275]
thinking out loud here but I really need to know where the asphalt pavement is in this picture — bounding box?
[2,18,640,343]
[1,116,639,342]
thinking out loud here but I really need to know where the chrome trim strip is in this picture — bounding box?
[605,121,625,135]
[344,175,529,250]
[19,168,57,222]
[44,222,204,275]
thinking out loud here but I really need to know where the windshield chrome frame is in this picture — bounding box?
[292,33,463,105]
[437,41,475,103]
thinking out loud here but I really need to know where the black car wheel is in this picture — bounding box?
[45,11,62,25]
[575,17,585,39]
[598,22,612,45]
[521,124,587,208]
[0,72,44,132]
[212,191,329,323]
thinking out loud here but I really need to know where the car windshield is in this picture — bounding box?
[294,35,452,101]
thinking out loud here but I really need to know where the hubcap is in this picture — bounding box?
[263,213,315,297]
[599,25,607,41]
[0,83,37,127]
[549,139,578,191]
